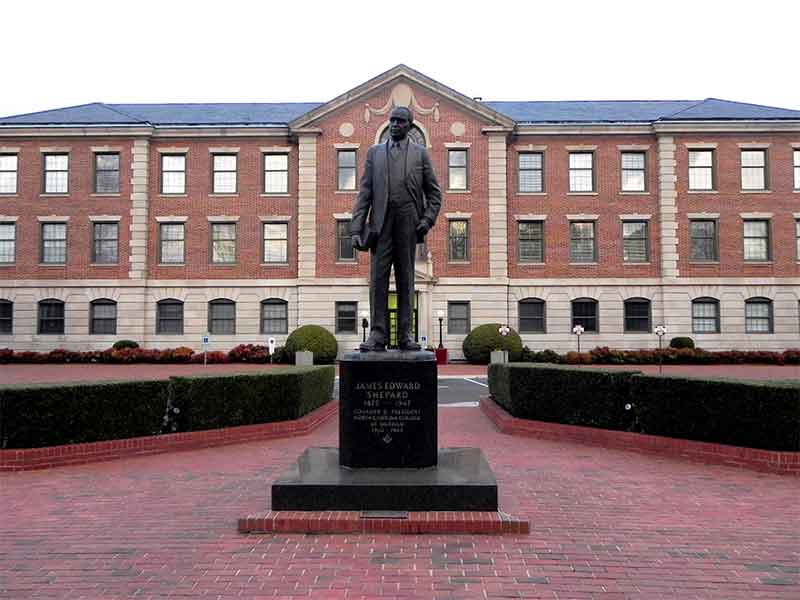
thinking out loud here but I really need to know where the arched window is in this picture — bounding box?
[38,299,65,334]
[745,297,773,333]
[518,298,545,333]
[623,298,651,333]
[571,298,598,332]
[692,297,720,333]
[261,298,288,334]
[90,299,117,335]
[156,299,183,334]
[208,299,235,335]
[0,299,12,334]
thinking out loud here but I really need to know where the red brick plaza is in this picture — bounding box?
[2,387,798,599]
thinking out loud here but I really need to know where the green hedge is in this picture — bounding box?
[631,375,800,452]
[0,380,170,449]
[488,364,800,451]
[166,366,335,432]
[489,363,640,431]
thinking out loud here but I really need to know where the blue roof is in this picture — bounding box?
[1,98,799,127]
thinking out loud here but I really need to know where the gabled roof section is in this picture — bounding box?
[486,100,699,124]
[289,64,515,129]
[660,98,800,121]
[0,102,321,127]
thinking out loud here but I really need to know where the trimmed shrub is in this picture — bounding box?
[228,343,270,363]
[462,323,523,364]
[166,366,335,432]
[0,380,170,449]
[284,325,338,364]
[112,340,140,350]
[488,363,640,431]
[669,336,695,349]
[630,375,800,451]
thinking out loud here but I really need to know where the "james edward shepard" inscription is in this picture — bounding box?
[353,380,423,437]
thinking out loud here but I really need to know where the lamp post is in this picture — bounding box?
[572,324,584,355]
[654,324,667,375]
[499,324,510,361]
[360,310,369,343]
[436,309,444,349]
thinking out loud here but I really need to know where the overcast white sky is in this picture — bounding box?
[2,0,798,118]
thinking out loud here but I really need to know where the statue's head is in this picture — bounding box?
[389,106,413,141]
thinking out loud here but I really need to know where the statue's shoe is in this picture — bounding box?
[398,340,421,351]
[359,340,386,352]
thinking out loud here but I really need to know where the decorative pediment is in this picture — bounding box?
[289,64,515,130]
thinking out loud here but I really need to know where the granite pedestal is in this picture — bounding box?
[270,349,498,511]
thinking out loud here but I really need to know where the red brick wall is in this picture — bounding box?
[312,83,493,279]
[507,134,661,279]
[0,138,133,280]
[147,137,298,280]
[674,133,799,278]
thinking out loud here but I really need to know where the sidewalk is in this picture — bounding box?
[1,405,797,598]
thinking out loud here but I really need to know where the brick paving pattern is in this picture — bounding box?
[1,405,798,599]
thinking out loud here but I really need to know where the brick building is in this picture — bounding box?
[1,65,799,358]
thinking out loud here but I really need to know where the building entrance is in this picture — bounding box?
[386,292,419,348]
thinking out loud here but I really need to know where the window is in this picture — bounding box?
[568,152,593,192]
[519,152,543,192]
[0,154,18,194]
[621,152,646,192]
[94,153,120,194]
[624,298,651,333]
[0,300,12,334]
[743,219,770,261]
[448,149,468,190]
[208,299,235,335]
[38,299,64,334]
[263,222,288,263]
[261,299,288,334]
[90,299,117,335]
[570,221,596,263]
[622,221,648,263]
[335,301,357,333]
[211,222,236,264]
[518,221,544,262]
[264,154,288,194]
[689,219,718,261]
[741,149,767,190]
[337,150,356,191]
[0,223,15,263]
[519,298,545,333]
[447,301,470,334]
[448,219,469,261]
[161,154,186,194]
[156,299,183,334]
[43,154,69,193]
[745,298,773,333]
[794,150,800,190]
[796,220,800,261]
[571,298,598,332]
[212,154,237,194]
[41,222,67,264]
[159,223,185,264]
[692,298,720,333]
[92,222,118,264]
[336,219,355,261]
[688,150,714,191]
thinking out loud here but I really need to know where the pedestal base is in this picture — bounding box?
[271,447,498,511]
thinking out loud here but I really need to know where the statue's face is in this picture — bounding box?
[389,109,412,141]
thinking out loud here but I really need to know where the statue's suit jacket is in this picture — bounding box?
[351,140,442,251]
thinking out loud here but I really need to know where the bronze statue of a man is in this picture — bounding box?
[351,106,442,351]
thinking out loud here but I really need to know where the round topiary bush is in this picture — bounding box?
[669,336,695,349]
[284,325,338,364]
[112,339,140,350]
[462,323,523,364]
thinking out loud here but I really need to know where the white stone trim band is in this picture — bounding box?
[260,146,292,153]
[687,212,720,219]
[684,142,718,149]
[737,142,771,148]
[89,215,122,222]
[619,214,652,220]
[155,216,188,223]
[0,215,19,222]
[333,212,353,220]
[207,215,240,222]
[617,144,651,150]
[157,147,189,154]
[37,215,70,222]
[445,212,473,219]
[514,214,547,221]
[259,215,291,222]
[566,214,599,221]
[208,147,240,153]
[444,142,472,149]
[333,143,360,149]
[739,212,773,219]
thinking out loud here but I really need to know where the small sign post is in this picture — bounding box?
[202,333,210,366]
[572,324,584,356]
[420,335,427,348]
[654,325,667,375]
[268,337,276,365]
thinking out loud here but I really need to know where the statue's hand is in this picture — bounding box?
[415,220,430,238]
[351,234,360,248]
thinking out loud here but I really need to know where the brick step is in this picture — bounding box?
[238,510,529,535]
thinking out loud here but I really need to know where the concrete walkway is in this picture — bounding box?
[1,406,798,599]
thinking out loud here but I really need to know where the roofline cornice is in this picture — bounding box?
[289,65,516,129]
[654,120,800,133]
[0,126,154,137]
[514,123,653,135]
[0,125,292,138]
